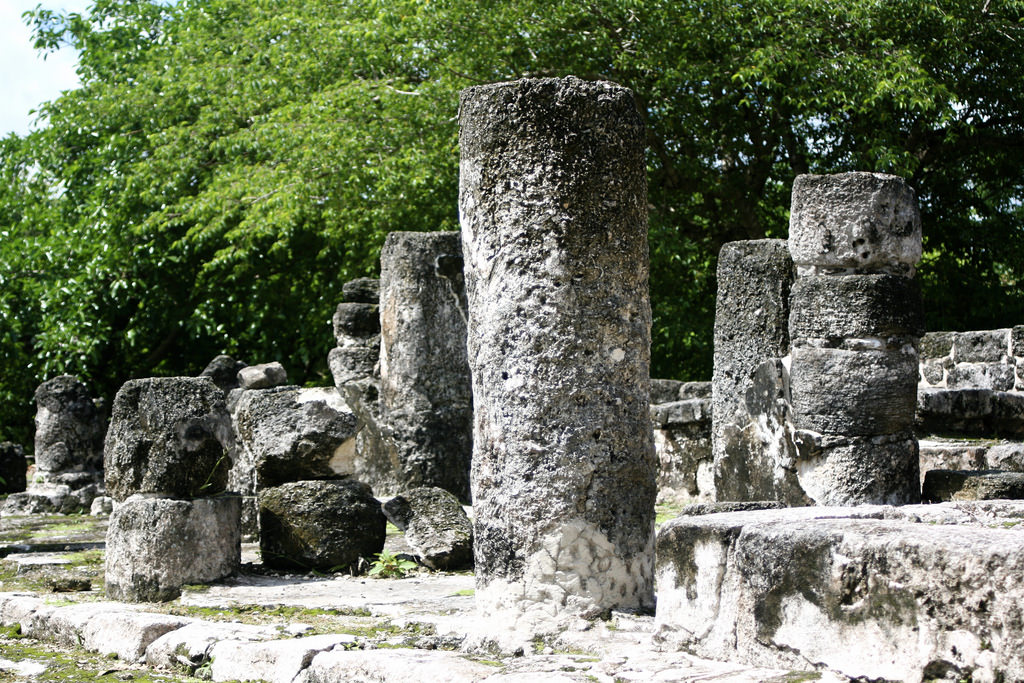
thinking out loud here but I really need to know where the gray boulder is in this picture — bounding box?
[104,377,232,501]
[382,487,473,570]
[34,375,105,474]
[105,494,241,602]
[342,277,380,304]
[238,362,288,390]
[0,442,26,493]
[258,480,385,572]
[953,329,1010,363]
[234,386,359,489]
[200,355,247,393]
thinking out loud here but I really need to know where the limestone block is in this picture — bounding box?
[342,277,380,304]
[680,381,712,399]
[790,346,917,436]
[145,621,281,670]
[237,362,288,390]
[333,302,380,342]
[920,358,946,385]
[382,486,473,570]
[947,361,1015,391]
[199,355,246,394]
[952,329,1010,363]
[208,634,357,683]
[297,648,497,683]
[104,377,232,501]
[379,230,472,501]
[460,77,656,623]
[105,494,241,602]
[81,611,192,661]
[258,479,385,572]
[90,495,114,516]
[33,375,105,474]
[920,331,956,361]
[650,379,684,404]
[650,398,710,429]
[923,469,1024,502]
[794,432,920,505]
[992,391,1024,438]
[654,425,713,506]
[1012,325,1024,357]
[1,481,100,515]
[788,172,922,274]
[789,274,923,344]
[233,386,358,489]
[655,504,1024,682]
[328,346,379,387]
[0,442,26,494]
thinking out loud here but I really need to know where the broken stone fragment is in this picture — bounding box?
[794,431,920,505]
[33,374,105,474]
[788,172,922,275]
[923,469,1024,502]
[104,377,232,501]
[199,354,247,394]
[237,362,288,390]
[105,494,241,602]
[333,302,380,342]
[328,346,379,387]
[258,479,385,572]
[382,487,473,570]
[233,386,358,489]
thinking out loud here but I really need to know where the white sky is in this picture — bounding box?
[1,0,92,136]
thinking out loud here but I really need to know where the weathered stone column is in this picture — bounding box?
[710,240,805,504]
[459,77,656,625]
[379,231,472,501]
[788,172,924,504]
[33,375,105,479]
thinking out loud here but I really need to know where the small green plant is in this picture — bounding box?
[367,550,418,578]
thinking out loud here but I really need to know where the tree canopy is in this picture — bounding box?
[2,0,1023,446]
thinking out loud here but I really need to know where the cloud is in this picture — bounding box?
[0,0,93,136]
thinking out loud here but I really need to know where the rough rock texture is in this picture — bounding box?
[33,375,105,475]
[209,634,357,683]
[919,439,1024,483]
[1,482,100,514]
[787,172,923,505]
[655,503,1024,683]
[382,487,473,570]
[789,274,924,344]
[258,479,385,572]
[341,277,380,304]
[918,328,1022,392]
[379,231,473,501]
[460,77,656,625]
[922,469,1024,502]
[199,355,247,394]
[237,362,288,390]
[233,386,359,489]
[650,399,713,505]
[333,303,380,342]
[917,388,1024,439]
[105,494,241,602]
[0,442,26,493]
[788,172,922,276]
[104,377,232,501]
[710,240,797,504]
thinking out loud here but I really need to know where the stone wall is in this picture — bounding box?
[650,380,713,505]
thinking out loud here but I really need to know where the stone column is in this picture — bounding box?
[379,231,472,501]
[788,172,924,504]
[710,240,806,504]
[459,77,656,626]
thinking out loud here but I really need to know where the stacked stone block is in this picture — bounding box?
[459,77,656,626]
[379,231,472,502]
[2,375,106,514]
[650,381,714,505]
[327,278,401,495]
[103,377,240,601]
[788,172,924,505]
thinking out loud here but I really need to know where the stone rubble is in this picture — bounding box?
[382,486,473,570]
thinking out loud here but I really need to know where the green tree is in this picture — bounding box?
[1,0,1022,446]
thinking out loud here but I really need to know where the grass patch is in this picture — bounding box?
[655,502,684,527]
[451,588,474,597]
[0,635,204,682]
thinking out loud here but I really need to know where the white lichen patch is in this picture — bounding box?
[476,518,654,632]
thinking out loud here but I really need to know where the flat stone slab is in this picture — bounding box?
[656,502,1024,683]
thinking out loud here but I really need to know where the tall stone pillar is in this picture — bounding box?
[379,231,472,501]
[711,240,806,504]
[459,77,656,626]
[788,172,924,504]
